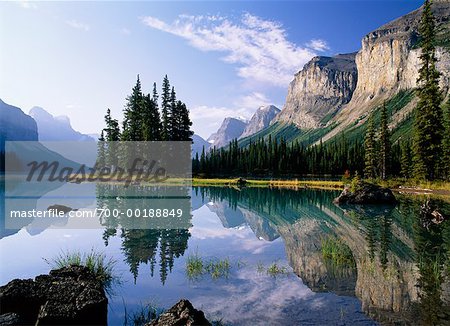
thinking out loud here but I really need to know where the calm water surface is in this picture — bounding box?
[1,184,449,325]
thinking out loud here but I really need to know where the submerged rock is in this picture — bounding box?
[334,183,397,205]
[47,204,77,214]
[147,299,210,326]
[0,265,107,325]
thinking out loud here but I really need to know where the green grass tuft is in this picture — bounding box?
[321,236,356,268]
[46,249,118,291]
[185,252,231,280]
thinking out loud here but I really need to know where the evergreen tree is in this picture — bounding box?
[161,75,171,141]
[103,108,121,141]
[364,113,377,179]
[169,87,178,140]
[379,102,391,179]
[97,131,106,167]
[103,108,121,169]
[122,75,144,141]
[141,93,162,141]
[440,98,450,180]
[412,0,443,180]
[400,141,413,179]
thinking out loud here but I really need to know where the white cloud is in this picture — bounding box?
[66,19,90,32]
[234,92,271,111]
[306,39,330,52]
[142,13,326,87]
[17,1,38,10]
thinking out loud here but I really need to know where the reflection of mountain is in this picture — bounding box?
[197,186,450,325]
[202,192,279,241]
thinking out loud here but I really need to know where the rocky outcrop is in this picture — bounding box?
[147,299,210,326]
[207,117,247,148]
[274,53,357,129]
[239,105,280,139]
[0,265,107,325]
[29,106,95,142]
[0,99,38,150]
[334,183,397,205]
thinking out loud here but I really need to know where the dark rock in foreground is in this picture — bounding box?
[147,299,211,326]
[334,182,397,205]
[0,265,107,325]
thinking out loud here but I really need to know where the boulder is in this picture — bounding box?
[334,182,397,205]
[147,299,210,326]
[0,265,107,325]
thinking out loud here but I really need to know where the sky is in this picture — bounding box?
[0,0,423,139]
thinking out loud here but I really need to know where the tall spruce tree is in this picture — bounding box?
[141,93,162,141]
[103,108,121,141]
[122,75,144,141]
[379,102,391,179]
[412,0,443,180]
[169,87,177,140]
[161,75,171,141]
[441,98,450,180]
[400,141,413,179]
[178,101,193,141]
[364,113,377,179]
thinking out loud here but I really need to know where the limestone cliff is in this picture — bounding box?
[323,0,450,141]
[274,53,357,129]
[270,1,450,142]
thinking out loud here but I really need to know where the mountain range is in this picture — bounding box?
[29,107,95,142]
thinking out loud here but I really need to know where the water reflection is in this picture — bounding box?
[195,187,449,325]
[1,182,449,324]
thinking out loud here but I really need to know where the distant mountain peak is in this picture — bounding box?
[239,105,280,139]
[29,107,94,142]
[207,117,248,148]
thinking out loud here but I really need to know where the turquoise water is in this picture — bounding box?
[1,185,449,325]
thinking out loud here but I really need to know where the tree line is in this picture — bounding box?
[100,75,193,143]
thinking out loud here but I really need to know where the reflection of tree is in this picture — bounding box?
[413,199,448,325]
[200,186,338,224]
[97,184,191,284]
[379,215,392,269]
[349,205,393,268]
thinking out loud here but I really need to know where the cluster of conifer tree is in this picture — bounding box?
[363,103,392,180]
[193,135,370,177]
[100,75,193,143]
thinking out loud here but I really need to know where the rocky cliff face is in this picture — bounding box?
[239,105,280,139]
[322,0,450,141]
[270,1,450,142]
[207,117,247,148]
[29,107,94,142]
[0,99,38,150]
[274,53,358,129]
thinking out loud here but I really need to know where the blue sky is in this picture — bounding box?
[0,0,423,139]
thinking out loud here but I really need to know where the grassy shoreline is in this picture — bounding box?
[192,178,344,190]
[192,177,450,192]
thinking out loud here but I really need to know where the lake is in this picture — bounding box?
[1,184,449,325]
